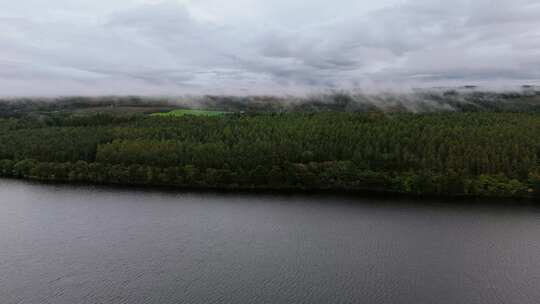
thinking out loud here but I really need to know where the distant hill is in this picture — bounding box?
[1,87,540,118]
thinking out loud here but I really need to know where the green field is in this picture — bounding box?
[152,109,227,117]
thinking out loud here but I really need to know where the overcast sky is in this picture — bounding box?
[1,0,539,96]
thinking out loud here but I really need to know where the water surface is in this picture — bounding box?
[1,179,540,304]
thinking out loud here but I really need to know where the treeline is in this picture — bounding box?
[0,96,159,118]
[2,88,540,118]
[1,112,539,198]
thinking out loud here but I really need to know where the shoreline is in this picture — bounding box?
[1,176,537,206]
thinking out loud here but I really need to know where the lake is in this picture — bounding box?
[1,179,540,304]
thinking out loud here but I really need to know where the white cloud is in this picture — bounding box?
[0,0,539,96]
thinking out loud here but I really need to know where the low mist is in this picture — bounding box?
[1,86,540,117]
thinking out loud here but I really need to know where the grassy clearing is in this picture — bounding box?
[152,109,227,117]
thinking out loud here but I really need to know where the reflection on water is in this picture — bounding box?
[1,179,540,304]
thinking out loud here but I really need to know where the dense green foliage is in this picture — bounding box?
[1,112,539,198]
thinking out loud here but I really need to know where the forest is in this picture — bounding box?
[0,105,539,198]
[2,87,540,118]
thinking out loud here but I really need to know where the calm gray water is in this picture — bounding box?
[1,179,540,304]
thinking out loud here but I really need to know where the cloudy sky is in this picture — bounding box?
[1,0,539,96]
